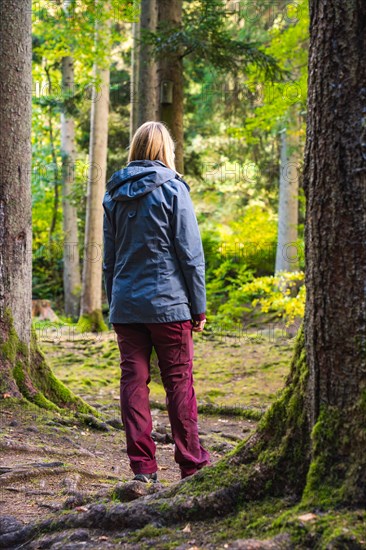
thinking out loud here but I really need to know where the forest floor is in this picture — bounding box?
[3,319,363,548]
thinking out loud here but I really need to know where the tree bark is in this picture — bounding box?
[0,0,33,350]
[301,0,366,503]
[303,0,366,426]
[157,0,184,173]
[61,50,81,319]
[0,0,93,414]
[130,19,140,139]
[44,64,60,242]
[79,5,110,332]
[137,0,158,126]
[275,129,299,273]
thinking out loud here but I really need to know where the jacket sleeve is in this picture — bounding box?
[170,182,206,316]
[102,205,115,307]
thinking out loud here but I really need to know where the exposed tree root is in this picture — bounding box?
[0,309,97,416]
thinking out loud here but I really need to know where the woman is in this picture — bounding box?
[102,121,211,482]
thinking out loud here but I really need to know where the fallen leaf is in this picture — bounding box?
[182,523,191,533]
[75,506,88,513]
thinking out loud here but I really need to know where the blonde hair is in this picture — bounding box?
[128,121,176,172]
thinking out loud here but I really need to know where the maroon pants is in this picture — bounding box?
[112,320,211,479]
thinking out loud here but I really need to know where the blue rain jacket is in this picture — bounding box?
[102,160,206,323]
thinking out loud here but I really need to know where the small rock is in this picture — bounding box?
[151,431,174,444]
[26,425,39,433]
[154,424,168,434]
[9,420,18,427]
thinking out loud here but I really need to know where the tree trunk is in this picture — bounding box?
[44,65,60,243]
[61,52,81,319]
[137,0,158,126]
[79,8,110,333]
[0,0,93,414]
[0,0,33,351]
[301,0,366,504]
[130,19,141,139]
[157,0,184,173]
[275,129,299,274]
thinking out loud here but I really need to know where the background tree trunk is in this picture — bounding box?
[61,50,81,319]
[137,0,158,126]
[157,0,184,173]
[130,20,140,139]
[79,7,110,332]
[275,128,299,274]
[0,0,93,413]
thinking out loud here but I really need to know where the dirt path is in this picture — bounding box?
[0,402,255,524]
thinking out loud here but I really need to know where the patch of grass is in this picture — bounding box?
[128,524,173,543]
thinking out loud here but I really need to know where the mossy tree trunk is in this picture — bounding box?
[157,0,184,173]
[0,0,94,415]
[79,1,110,333]
[301,0,366,505]
[0,0,33,396]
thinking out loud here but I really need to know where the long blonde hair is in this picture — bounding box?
[128,121,176,171]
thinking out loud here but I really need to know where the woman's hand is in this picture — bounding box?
[192,319,206,332]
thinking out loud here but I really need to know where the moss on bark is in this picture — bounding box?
[302,398,366,507]
[77,310,108,333]
[0,308,96,415]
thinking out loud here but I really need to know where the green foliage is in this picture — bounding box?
[144,0,282,79]
[203,205,304,326]
[31,1,134,311]
[216,271,305,327]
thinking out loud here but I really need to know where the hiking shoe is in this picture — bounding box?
[133,472,158,483]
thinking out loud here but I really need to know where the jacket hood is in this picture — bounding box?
[106,160,190,201]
